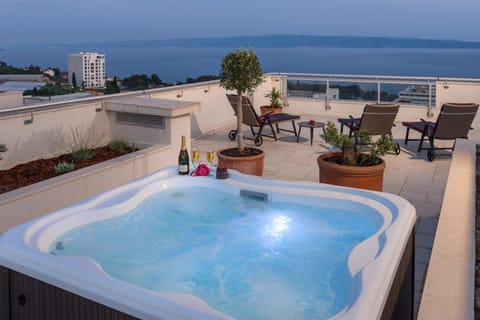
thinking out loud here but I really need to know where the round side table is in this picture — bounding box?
[297,121,326,146]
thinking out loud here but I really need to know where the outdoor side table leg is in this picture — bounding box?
[310,127,314,146]
[297,126,302,142]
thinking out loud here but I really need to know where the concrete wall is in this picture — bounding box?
[435,81,480,108]
[0,101,109,170]
[105,97,199,153]
[0,91,23,109]
[417,140,476,320]
[435,81,480,126]
[146,82,236,137]
[145,77,287,138]
[0,91,201,170]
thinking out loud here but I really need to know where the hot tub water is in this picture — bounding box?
[50,187,380,319]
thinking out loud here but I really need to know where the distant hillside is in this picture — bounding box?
[70,35,480,49]
[0,61,42,74]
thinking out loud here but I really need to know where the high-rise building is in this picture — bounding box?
[68,52,106,88]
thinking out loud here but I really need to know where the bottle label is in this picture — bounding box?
[178,164,189,174]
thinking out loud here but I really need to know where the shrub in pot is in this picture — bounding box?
[317,122,396,191]
[260,87,283,114]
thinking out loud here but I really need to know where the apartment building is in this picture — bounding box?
[68,52,106,89]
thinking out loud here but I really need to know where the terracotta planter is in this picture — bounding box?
[260,106,283,115]
[317,152,385,191]
[217,147,265,176]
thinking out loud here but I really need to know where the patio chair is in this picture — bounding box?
[226,94,299,146]
[337,103,401,154]
[402,103,479,161]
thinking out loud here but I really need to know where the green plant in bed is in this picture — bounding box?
[54,161,75,174]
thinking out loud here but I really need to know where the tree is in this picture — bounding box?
[0,61,41,74]
[219,49,263,152]
[26,64,41,74]
[186,75,219,84]
[151,73,161,85]
[52,68,61,77]
[71,72,77,87]
[104,77,120,94]
[122,74,150,90]
[24,84,69,96]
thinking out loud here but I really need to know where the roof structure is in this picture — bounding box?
[0,81,46,92]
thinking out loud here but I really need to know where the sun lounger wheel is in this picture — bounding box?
[228,130,237,141]
[427,149,435,161]
[254,136,263,147]
[394,143,401,155]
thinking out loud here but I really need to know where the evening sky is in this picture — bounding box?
[1,0,479,46]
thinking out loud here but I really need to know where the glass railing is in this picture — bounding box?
[281,73,437,107]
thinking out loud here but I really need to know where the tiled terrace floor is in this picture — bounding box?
[192,115,480,319]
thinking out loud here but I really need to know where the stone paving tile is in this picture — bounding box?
[304,169,319,182]
[416,218,439,235]
[272,166,316,181]
[426,191,445,205]
[415,280,425,292]
[409,200,442,218]
[400,191,428,203]
[415,247,433,265]
[382,182,404,195]
[414,291,423,304]
[415,233,436,249]
[415,262,428,284]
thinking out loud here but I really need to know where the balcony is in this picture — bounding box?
[0,73,479,319]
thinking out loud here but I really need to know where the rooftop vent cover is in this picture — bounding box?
[116,112,165,128]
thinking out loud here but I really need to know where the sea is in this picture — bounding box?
[1,45,480,82]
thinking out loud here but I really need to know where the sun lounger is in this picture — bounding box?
[226,94,299,146]
[402,103,479,161]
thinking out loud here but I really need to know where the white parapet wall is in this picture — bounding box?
[0,91,23,109]
[146,82,236,137]
[0,93,200,234]
[0,93,201,170]
[0,101,110,170]
[417,140,476,320]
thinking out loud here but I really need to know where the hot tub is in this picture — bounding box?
[0,166,416,320]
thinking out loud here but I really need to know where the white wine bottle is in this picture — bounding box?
[178,135,190,175]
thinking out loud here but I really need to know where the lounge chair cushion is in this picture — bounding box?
[402,121,435,136]
[338,118,360,129]
[268,112,300,123]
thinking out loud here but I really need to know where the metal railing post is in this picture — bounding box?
[325,79,331,109]
[427,84,434,117]
[377,81,381,104]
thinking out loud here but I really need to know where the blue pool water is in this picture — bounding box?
[50,186,381,319]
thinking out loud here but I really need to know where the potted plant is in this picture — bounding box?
[217,49,265,176]
[260,87,283,114]
[317,122,396,191]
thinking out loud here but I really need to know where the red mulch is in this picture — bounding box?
[0,146,128,195]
